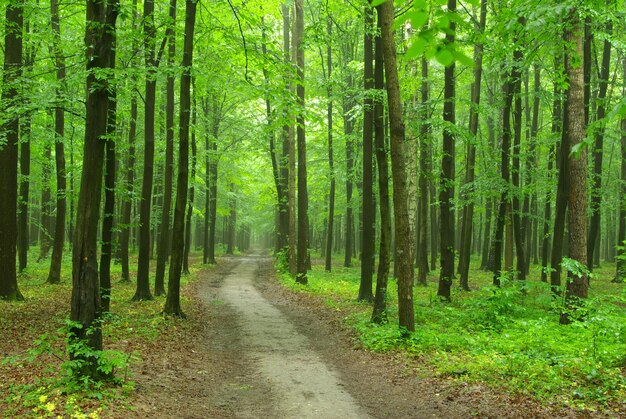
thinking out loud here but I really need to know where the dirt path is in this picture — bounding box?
[123,255,584,419]
[214,257,368,418]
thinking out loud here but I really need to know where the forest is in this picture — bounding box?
[1,0,626,416]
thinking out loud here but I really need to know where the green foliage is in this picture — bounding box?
[284,260,626,412]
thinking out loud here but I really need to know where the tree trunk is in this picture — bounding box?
[511,32,527,281]
[458,0,487,290]
[560,10,587,324]
[164,0,196,317]
[39,142,53,261]
[293,0,308,284]
[183,91,197,274]
[325,16,335,272]
[438,0,457,300]
[47,0,67,285]
[417,55,430,286]
[615,58,626,282]
[378,1,414,331]
[371,26,390,323]
[359,5,375,301]
[99,45,117,312]
[587,21,611,271]
[226,183,236,255]
[70,0,118,375]
[155,0,177,296]
[0,0,24,301]
[134,0,157,301]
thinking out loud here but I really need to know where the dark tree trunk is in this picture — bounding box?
[587,22,611,271]
[283,2,296,276]
[183,91,197,274]
[511,33,527,281]
[378,0,414,331]
[39,142,53,261]
[70,0,118,375]
[541,67,562,282]
[99,46,117,313]
[294,0,308,284]
[155,0,177,295]
[119,0,139,282]
[164,0,196,317]
[458,0,487,290]
[134,0,157,301]
[438,0,457,300]
[0,0,24,301]
[479,198,492,270]
[371,27,390,323]
[359,5,375,302]
[47,0,67,285]
[493,78,515,286]
[324,17,335,272]
[226,183,236,255]
[560,11,587,324]
[417,56,430,286]
[615,58,626,282]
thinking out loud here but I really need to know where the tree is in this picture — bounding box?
[119,0,140,283]
[155,0,177,296]
[616,57,626,283]
[359,5,375,302]
[324,15,335,272]
[560,8,587,325]
[371,22,391,323]
[164,0,197,317]
[134,0,158,301]
[438,0,457,300]
[183,92,197,274]
[294,0,308,284]
[47,0,68,285]
[70,0,118,374]
[378,0,414,332]
[458,0,487,290]
[0,0,24,301]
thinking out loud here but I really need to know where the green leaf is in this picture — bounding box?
[436,48,455,67]
[370,0,386,6]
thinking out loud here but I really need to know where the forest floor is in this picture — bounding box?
[113,254,594,418]
[0,253,613,418]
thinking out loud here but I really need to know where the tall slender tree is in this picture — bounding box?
[155,0,177,296]
[134,0,158,301]
[560,8,587,324]
[378,0,414,331]
[438,0,457,300]
[0,0,24,300]
[70,0,118,374]
[324,15,335,272]
[47,0,67,284]
[359,5,375,302]
[164,0,197,316]
[615,57,626,283]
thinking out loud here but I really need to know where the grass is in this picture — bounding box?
[0,249,211,418]
[279,256,626,414]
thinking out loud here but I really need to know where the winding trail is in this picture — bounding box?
[217,257,369,418]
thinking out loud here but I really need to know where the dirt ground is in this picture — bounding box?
[115,255,603,418]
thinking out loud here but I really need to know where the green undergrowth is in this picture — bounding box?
[1,250,207,418]
[278,258,626,413]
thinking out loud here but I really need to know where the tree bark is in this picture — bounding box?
[417,55,430,286]
[458,0,487,290]
[560,10,588,324]
[99,43,117,312]
[293,0,308,284]
[183,91,197,274]
[164,0,196,317]
[134,0,157,301]
[70,0,118,375]
[155,0,177,295]
[587,21,612,270]
[359,5,375,301]
[378,1,414,331]
[48,0,67,285]
[0,0,24,300]
[325,16,335,272]
[615,57,626,282]
[371,23,391,323]
[438,0,457,299]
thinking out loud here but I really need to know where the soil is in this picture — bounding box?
[117,254,598,419]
